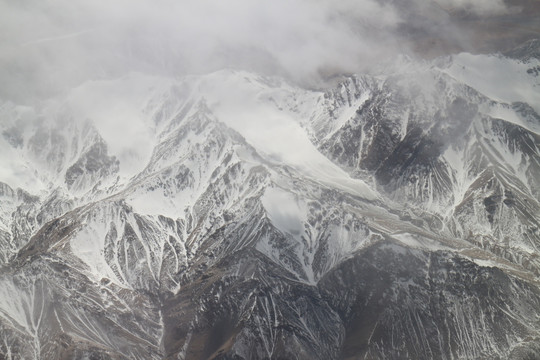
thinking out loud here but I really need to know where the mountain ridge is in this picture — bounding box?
[0,46,540,359]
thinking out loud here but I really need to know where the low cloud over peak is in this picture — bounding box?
[0,0,535,102]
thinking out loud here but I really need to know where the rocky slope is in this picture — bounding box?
[0,42,539,359]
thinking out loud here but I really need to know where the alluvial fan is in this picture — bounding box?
[0,41,540,359]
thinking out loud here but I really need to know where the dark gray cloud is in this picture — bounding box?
[433,0,514,17]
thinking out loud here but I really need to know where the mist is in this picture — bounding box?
[0,0,529,102]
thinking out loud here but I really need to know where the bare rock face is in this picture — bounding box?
[506,39,540,62]
[1,45,540,359]
[65,141,119,190]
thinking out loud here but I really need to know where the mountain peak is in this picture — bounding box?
[1,49,540,359]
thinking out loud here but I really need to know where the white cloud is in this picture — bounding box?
[0,0,527,102]
[0,0,405,101]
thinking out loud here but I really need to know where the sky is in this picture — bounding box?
[0,0,525,102]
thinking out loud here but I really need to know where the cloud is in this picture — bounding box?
[0,0,530,103]
[433,0,515,17]
[0,0,407,101]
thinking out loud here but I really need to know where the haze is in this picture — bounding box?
[0,0,538,102]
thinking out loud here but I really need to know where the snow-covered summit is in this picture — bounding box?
[1,49,540,359]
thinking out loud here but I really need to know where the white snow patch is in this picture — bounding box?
[261,187,306,236]
[393,232,450,252]
[0,279,30,333]
[63,73,174,179]
[128,191,182,219]
[127,186,194,220]
[260,186,317,284]
[325,91,370,141]
[197,70,378,200]
[0,145,44,194]
[486,103,540,135]
[471,258,498,268]
[443,144,473,213]
[444,53,540,114]
[0,109,47,194]
[70,223,125,286]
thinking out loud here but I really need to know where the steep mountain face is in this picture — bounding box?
[0,44,539,359]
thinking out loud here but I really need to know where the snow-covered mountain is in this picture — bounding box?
[0,41,539,359]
